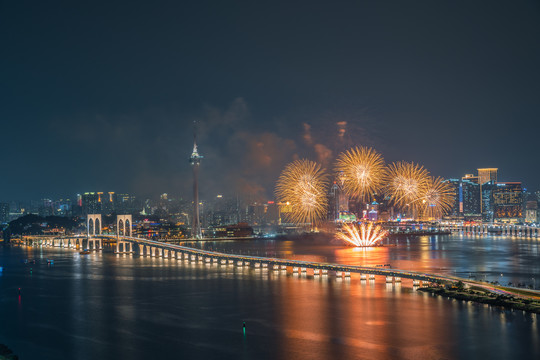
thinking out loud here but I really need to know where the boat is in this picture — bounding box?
[79,249,91,255]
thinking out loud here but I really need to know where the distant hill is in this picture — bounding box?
[7,214,80,235]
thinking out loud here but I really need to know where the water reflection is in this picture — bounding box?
[208,234,540,286]
[0,245,539,360]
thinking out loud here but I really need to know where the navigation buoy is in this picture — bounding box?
[18,288,21,295]
[243,321,246,335]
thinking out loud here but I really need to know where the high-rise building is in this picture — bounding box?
[525,201,538,223]
[82,192,101,214]
[477,168,498,185]
[328,172,349,222]
[491,182,523,223]
[444,179,481,219]
[462,174,479,184]
[116,193,137,214]
[0,203,9,223]
[101,192,116,214]
[444,179,461,216]
[462,180,481,215]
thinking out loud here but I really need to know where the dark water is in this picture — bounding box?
[0,236,539,360]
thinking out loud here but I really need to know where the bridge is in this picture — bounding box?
[447,223,539,237]
[25,233,454,286]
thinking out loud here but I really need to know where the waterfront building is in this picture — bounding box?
[444,179,481,219]
[492,182,523,223]
[481,182,495,222]
[525,201,538,223]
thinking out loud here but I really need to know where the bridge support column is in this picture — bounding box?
[254,263,261,268]
[313,269,320,276]
[273,265,279,271]
[300,267,307,273]
[369,274,375,280]
[360,274,367,280]
[386,276,393,283]
[394,277,401,282]
[343,272,351,277]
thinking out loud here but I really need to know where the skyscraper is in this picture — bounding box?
[190,138,203,238]
[477,168,498,185]
[492,182,523,222]
[0,203,9,224]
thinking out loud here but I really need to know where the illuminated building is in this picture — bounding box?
[328,173,349,222]
[102,192,116,214]
[82,192,101,214]
[444,179,481,219]
[477,168,498,185]
[462,174,479,184]
[525,201,538,223]
[491,182,523,223]
[189,137,203,238]
[367,201,379,221]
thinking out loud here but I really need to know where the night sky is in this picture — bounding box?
[2,1,539,201]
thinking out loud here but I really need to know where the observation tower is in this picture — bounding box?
[189,136,203,239]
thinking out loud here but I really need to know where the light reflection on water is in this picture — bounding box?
[205,234,540,286]
[0,241,538,360]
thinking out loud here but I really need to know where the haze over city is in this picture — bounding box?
[2,1,540,201]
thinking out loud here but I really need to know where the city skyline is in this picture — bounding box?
[1,3,540,359]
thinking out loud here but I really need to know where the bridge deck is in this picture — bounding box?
[95,235,453,283]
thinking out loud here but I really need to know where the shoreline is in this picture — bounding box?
[418,286,540,314]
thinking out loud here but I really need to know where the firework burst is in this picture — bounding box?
[335,146,386,201]
[385,161,430,213]
[336,222,388,247]
[418,176,454,219]
[275,159,329,225]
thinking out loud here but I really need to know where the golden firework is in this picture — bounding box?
[418,176,454,219]
[335,146,386,202]
[275,159,329,225]
[385,161,430,213]
[336,222,388,247]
